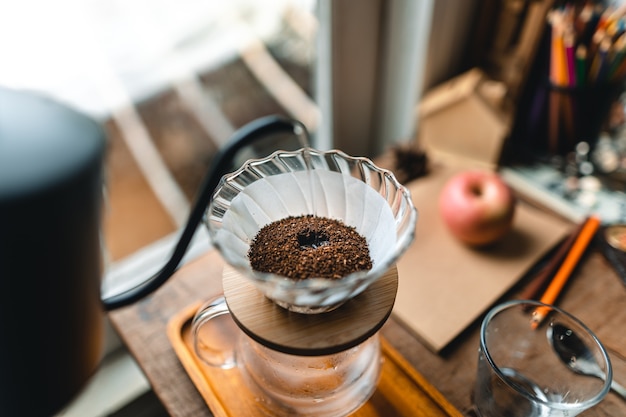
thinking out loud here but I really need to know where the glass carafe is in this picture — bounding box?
[192,295,383,417]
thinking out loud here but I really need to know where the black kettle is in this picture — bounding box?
[0,86,307,416]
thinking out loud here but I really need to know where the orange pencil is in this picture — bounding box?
[519,219,588,302]
[596,6,616,31]
[531,215,601,328]
[548,11,567,152]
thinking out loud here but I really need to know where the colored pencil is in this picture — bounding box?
[531,216,601,329]
[588,27,606,63]
[548,11,566,152]
[575,44,587,87]
[609,33,626,80]
[519,219,588,302]
[544,2,626,153]
[575,2,594,37]
[565,30,577,86]
[589,38,611,83]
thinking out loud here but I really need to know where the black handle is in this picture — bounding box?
[102,115,309,310]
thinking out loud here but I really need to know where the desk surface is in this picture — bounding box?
[109,247,626,416]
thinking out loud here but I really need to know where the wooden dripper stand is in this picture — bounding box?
[222,264,399,356]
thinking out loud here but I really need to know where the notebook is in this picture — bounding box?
[393,163,571,352]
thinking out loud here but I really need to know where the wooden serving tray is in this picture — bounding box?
[167,302,463,417]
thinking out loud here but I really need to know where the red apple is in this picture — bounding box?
[439,170,516,246]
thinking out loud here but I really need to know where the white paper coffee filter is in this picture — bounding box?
[215,169,397,273]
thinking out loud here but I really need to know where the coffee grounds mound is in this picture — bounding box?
[248,215,373,280]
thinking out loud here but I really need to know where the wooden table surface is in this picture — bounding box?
[109,245,626,416]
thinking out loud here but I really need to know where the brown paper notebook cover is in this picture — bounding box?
[393,164,570,352]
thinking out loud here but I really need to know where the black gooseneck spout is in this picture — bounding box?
[102,115,309,310]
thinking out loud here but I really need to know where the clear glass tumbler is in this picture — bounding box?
[474,300,612,417]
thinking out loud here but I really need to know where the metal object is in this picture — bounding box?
[605,224,626,252]
[549,323,626,399]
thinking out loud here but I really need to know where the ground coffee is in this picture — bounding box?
[248,215,373,280]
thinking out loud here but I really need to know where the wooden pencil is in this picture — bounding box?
[548,11,566,152]
[575,2,594,37]
[609,33,626,80]
[531,215,601,328]
[575,45,587,87]
[565,31,577,86]
[588,37,610,83]
[519,218,588,302]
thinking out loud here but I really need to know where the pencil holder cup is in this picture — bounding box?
[527,82,622,156]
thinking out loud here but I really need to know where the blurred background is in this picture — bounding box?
[0,0,477,262]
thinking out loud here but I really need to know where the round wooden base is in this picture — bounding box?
[222,265,398,356]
